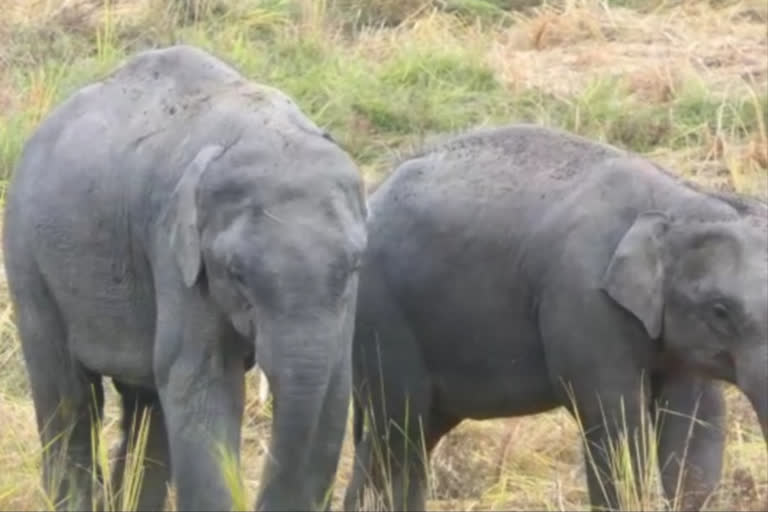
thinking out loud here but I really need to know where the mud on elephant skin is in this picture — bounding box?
[3,45,367,512]
[343,124,767,511]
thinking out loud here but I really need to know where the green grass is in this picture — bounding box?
[0,0,766,510]
[2,0,766,186]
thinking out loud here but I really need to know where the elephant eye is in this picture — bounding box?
[227,260,247,286]
[706,299,738,337]
[227,262,257,309]
[711,302,729,321]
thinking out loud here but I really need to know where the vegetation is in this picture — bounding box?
[0,0,765,510]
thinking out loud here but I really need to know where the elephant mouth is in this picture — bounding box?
[698,350,736,381]
[655,348,736,383]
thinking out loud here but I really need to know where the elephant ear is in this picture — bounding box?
[601,211,670,339]
[166,145,224,287]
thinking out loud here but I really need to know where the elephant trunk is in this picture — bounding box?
[253,305,355,511]
[750,384,768,447]
[737,344,768,446]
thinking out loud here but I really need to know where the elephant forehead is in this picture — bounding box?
[738,219,768,272]
[714,242,767,323]
[742,242,768,305]
[198,165,353,212]
[745,219,768,254]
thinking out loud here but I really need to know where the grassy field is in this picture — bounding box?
[0,0,766,510]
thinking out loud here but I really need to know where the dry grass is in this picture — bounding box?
[0,0,766,510]
[493,1,767,92]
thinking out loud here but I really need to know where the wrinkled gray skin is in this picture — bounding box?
[343,124,767,511]
[3,45,367,512]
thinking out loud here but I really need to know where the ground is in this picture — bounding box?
[0,0,766,510]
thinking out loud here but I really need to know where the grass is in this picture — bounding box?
[0,0,766,510]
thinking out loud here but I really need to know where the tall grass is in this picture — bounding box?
[92,407,152,512]
[0,0,765,510]
[345,377,754,512]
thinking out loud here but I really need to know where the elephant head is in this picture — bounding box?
[601,205,768,441]
[165,139,367,381]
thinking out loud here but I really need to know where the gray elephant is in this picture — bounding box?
[342,124,767,511]
[3,45,367,511]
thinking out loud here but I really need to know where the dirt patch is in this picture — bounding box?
[489,2,768,98]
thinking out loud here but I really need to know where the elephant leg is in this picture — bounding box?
[344,424,455,512]
[384,411,458,512]
[351,413,431,511]
[343,432,374,512]
[111,383,171,512]
[157,358,245,511]
[652,375,725,511]
[154,305,246,511]
[38,373,105,512]
[14,279,104,511]
[355,376,455,512]
[540,295,659,511]
[346,379,430,510]
[579,394,655,511]
[559,373,652,512]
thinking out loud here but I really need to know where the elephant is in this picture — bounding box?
[2,45,367,512]
[342,124,767,511]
